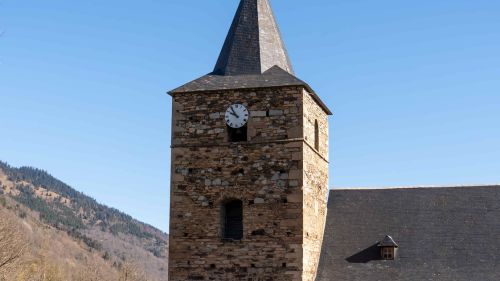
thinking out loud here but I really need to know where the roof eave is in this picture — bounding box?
[308,89,333,116]
[168,83,305,96]
[168,83,333,116]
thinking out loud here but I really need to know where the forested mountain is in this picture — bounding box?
[0,160,168,281]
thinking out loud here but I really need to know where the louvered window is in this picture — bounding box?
[221,200,243,240]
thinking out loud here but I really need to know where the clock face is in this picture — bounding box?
[225,104,249,128]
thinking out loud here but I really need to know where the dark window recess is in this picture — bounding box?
[221,200,243,240]
[228,125,248,142]
[231,168,245,176]
[251,229,266,236]
[314,120,320,151]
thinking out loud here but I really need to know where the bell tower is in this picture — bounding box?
[168,0,332,280]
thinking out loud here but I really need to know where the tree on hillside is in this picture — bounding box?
[17,253,65,281]
[74,259,107,281]
[0,211,28,278]
[119,262,148,281]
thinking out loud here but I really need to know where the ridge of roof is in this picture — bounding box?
[332,184,500,191]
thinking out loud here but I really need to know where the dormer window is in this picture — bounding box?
[378,235,399,260]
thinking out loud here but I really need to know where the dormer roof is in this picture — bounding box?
[378,235,399,247]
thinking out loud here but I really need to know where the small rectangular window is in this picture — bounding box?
[382,248,394,260]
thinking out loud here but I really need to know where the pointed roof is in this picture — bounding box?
[168,0,332,116]
[213,0,294,76]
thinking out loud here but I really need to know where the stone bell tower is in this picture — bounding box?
[168,0,332,280]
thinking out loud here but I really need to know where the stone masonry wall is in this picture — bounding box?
[168,86,329,281]
[170,87,304,281]
[301,90,329,281]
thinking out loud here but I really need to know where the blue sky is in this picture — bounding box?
[1,0,499,232]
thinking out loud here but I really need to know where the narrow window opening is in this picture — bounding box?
[221,199,243,240]
[314,120,320,151]
[228,125,248,142]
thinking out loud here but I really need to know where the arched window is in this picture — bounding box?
[314,120,320,151]
[221,200,243,240]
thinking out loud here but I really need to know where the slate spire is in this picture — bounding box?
[213,0,294,76]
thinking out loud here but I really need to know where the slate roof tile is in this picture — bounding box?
[316,185,500,281]
[213,0,293,76]
[169,66,332,115]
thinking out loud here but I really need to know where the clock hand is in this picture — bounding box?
[230,106,240,118]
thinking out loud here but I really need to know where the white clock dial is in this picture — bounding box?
[225,104,249,128]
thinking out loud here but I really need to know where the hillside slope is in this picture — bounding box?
[0,161,168,281]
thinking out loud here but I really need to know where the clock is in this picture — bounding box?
[225,104,249,128]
